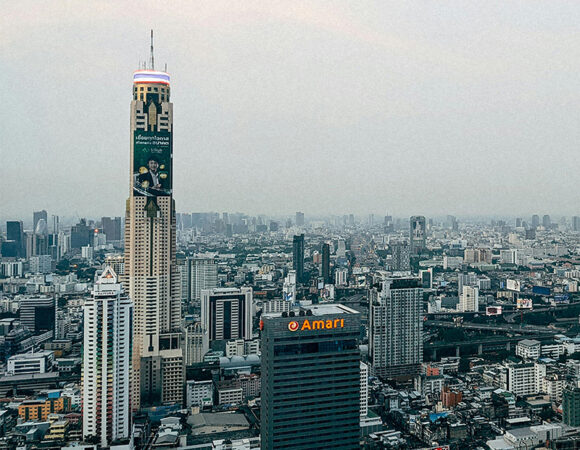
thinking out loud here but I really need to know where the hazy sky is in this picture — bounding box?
[3,1,580,221]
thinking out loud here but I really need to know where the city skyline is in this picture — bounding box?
[4,2,580,217]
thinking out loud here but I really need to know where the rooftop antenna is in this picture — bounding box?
[149,29,155,70]
[164,62,167,72]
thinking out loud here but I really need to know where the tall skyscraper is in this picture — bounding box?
[6,221,24,258]
[101,217,122,242]
[261,304,361,450]
[409,216,426,255]
[2,222,20,258]
[295,211,305,227]
[201,287,253,353]
[183,322,204,365]
[292,234,305,283]
[542,214,551,229]
[369,278,423,378]
[187,257,218,305]
[531,214,540,229]
[32,219,49,256]
[33,210,47,232]
[389,241,410,271]
[574,216,580,232]
[123,38,183,409]
[82,267,132,447]
[71,219,92,249]
[563,387,580,427]
[321,242,330,284]
[459,285,479,312]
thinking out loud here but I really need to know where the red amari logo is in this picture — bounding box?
[288,318,344,331]
[288,321,299,331]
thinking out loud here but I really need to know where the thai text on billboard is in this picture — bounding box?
[133,131,171,197]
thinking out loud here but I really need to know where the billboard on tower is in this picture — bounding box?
[517,298,533,309]
[133,131,172,196]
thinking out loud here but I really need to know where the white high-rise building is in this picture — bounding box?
[459,285,479,312]
[506,362,546,397]
[262,299,291,314]
[188,257,218,305]
[82,267,132,447]
[282,270,297,302]
[360,361,369,417]
[183,322,204,365]
[335,268,348,286]
[369,278,423,378]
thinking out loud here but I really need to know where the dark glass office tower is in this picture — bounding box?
[321,242,330,284]
[292,234,305,283]
[6,221,24,258]
[261,304,361,450]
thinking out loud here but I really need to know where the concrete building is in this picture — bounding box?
[409,216,426,255]
[261,304,361,450]
[82,267,132,447]
[101,216,122,242]
[123,60,183,409]
[295,211,304,227]
[390,241,411,271]
[7,350,54,376]
[360,361,369,417]
[187,257,218,305]
[321,242,331,284]
[29,255,52,274]
[459,285,479,312]
[19,295,55,334]
[506,362,545,397]
[335,268,348,286]
[563,387,580,426]
[292,234,305,283]
[263,299,291,314]
[201,287,253,353]
[369,278,423,378]
[516,339,541,360]
[282,270,297,303]
[186,380,213,408]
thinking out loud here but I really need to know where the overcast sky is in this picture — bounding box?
[2,1,580,222]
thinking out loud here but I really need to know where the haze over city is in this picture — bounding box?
[6,3,580,450]
[3,1,580,219]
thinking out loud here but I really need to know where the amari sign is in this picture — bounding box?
[288,318,345,332]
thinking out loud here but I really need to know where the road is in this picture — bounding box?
[425,320,562,334]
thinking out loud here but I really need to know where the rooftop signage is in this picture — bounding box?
[288,318,344,332]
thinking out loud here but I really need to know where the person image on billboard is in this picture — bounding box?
[136,156,169,196]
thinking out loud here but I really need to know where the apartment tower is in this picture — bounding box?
[369,278,423,378]
[82,267,132,447]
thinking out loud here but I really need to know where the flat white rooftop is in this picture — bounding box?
[263,303,359,318]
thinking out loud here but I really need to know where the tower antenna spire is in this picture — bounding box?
[150,29,154,70]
